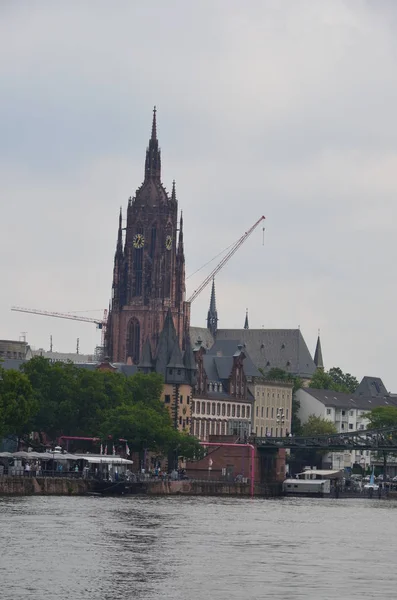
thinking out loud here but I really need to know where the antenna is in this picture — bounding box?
[76,338,80,355]
[262,226,265,246]
[50,335,53,352]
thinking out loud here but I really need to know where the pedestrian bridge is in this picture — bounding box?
[253,427,397,451]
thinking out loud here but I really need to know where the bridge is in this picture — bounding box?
[252,427,397,451]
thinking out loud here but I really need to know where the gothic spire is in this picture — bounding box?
[171,179,176,201]
[116,207,123,256]
[244,308,249,330]
[314,331,324,369]
[144,105,161,181]
[178,210,184,253]
[207,278,218,337]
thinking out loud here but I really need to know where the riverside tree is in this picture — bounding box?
[365,406,397,474]
[309,367,359,394]
[0,365,36,442]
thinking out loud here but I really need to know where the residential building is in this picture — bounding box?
[251,379,293,438]
[191,341,254,441]
[296,387,397,470]
[0,339,30,360]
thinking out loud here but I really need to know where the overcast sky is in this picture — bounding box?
[1,1,397,388]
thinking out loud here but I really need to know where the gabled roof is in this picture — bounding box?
[355,376,390,398]
[207,339,261,378]
[167,342,185,369]
[139,338,153,369]
[215,328,316,378]
[300,387,397,410]
[189,327,214,349]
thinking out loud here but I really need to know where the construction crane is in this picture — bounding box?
[11,216,265,343]
[11,307,108,347]
[187,215,266,303]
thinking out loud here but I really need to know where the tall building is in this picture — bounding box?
[107,108,190,363]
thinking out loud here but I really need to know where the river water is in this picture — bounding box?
[1,495,396,599]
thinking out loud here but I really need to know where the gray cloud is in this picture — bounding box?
[1,0,397,388]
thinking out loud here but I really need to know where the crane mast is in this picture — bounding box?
[187,215,265,304]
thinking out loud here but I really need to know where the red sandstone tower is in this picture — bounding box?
[106,108,190,363]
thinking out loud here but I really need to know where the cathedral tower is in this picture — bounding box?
[106,108,190,363]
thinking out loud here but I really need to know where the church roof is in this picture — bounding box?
[167,342,185,369]
[355,376,390,398]
[139,338,153,369]
[215,328,316,378]
[190,327,214,349]
[207,339,261,377]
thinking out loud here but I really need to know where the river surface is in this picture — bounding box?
[1,495,396,599]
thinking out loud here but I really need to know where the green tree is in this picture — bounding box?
[0,367,36,439]
[328,367,359,394]
[309,367,359,394]
[365,406,397,473]
[301,415,337,437]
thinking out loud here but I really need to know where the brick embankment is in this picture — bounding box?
[0,476,92,496]
[140,480,282,497]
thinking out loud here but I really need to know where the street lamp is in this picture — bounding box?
[276,408,285,436]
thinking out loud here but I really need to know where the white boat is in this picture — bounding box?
[283,469,342,497]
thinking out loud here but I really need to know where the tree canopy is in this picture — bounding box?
[309,367,358,394]
[0,366,36,440]
[365,406,397,430]
[301,415,337,437]
[3,356,203,459]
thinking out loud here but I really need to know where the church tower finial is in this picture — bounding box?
[244,308,249,330]
[151,105,157,140]
[178,210,183,251]
[207,278,218,337]
[145,106,161,180]
[171,179,176,201]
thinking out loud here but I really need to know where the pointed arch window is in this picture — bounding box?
[150,224,157,258]
[127,318,140,364]
[133,225,144,297]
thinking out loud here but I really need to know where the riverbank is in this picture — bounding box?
[0,476,282,497]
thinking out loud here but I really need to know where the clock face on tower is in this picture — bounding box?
[165,235,172,250]
[133,233,145,249]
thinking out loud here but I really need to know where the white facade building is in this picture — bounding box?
[296,388,397,470]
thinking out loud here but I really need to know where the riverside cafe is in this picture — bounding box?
[0,448,134,480]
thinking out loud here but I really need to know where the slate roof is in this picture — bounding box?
[207,339,261,378]
[190,327,214,349]
[215,329,316,378]
[355,376,390,398]
[301,387,397,410]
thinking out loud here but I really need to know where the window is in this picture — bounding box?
[341,410,346,416]
[179,417,182,425]
[280,428,283,437]
[165,395,171,404]
[217,403,221,416]
[326,408,331,415]
[177,369,181,375]
[359,424,365,430]
[222,403,226,416]
[260,427,263,437]
[187,396,190,405]
[180,396,183,404]
[242,406,246,418]
[271,407,274,419]
[232,405,236,417]
[150,225,157,257]
[196,402,200,414]
[275,428,278,437]
[286,408,289,419]
[256,406,259,417]
[127,318,140,364]
[349,410,354,416]
[237,406,241,418]
[207,402,211,414]
[212,403,216,415]
[191,401,195,413]
[349,424,353,430]
[341,423,345,429]
[227,404,231,416]
[247,406,250,419]
[270,427,273,436]
[261,407,264,418]
[266,407,269,418]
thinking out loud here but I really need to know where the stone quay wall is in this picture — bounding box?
[141,480,282,497]
[0,476,92,496]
